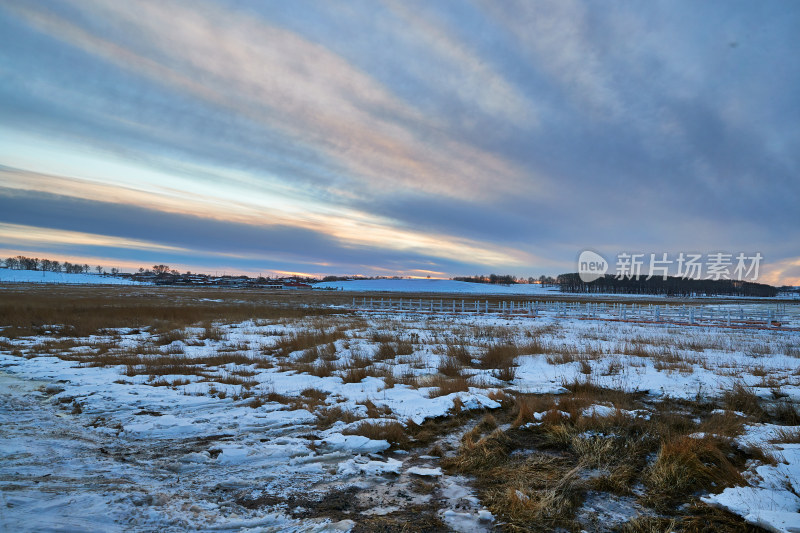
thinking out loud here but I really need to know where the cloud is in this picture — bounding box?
[380,0,537,128]
[479,0,623,119]
[8,0,533,202]
[0,186,539,274]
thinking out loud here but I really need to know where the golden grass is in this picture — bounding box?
[342,420,409,447]
[643,435,744,510]
[437,355,465,378]
[722,382,767,420]
[442,428,511,472]
[315,406,363,429]
[272,327,348,357]
[426,374,470,397]
[0,285,347,339]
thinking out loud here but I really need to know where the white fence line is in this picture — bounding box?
[350,297,798,329]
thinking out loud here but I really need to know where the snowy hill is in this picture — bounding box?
[0,269,146,285]
[314,278,559,295]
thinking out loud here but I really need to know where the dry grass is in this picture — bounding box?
[722,382,767,420]
[697,411,746,438]
[440,385,765,530]
[479,343,519,369]
[342,420,409,447]
[272,327,347,357]
[0,286,347,339]
[340,366,369,383]
[373,341,399,361]
[426,374,470,398]
[512,395,558,427]
[437,355,465,378]
[479,342,518,382]
[307,359,337,378]
[442,428,511,472]
[315,406,363,429]
[770,427,800,444]
[643,435,744,510]
[445,341,473,366]
[622,516,677,533]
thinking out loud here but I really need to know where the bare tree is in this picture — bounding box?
[152,265,171,275]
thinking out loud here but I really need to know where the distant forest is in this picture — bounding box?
[556,273,778,297]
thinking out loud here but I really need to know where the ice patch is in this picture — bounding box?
[406,466,442,477]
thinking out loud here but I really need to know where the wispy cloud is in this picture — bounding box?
[9,0,531,201]
[381,0,537,128]
[0,222,187,253]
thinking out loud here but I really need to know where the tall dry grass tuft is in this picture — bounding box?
[272,327,347,357]
[445,341,473,366]
[437,356,465,378]
[342,420,409,447]
[426,374,470,397]
[442,428,511,472]
[722,382,766,420]
[644,435,744,510]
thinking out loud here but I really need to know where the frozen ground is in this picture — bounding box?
[0,269,144,285]
[1,301,799,531]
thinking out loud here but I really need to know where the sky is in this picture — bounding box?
[1,0,799,284]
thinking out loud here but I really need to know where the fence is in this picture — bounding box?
[350,297,799,329]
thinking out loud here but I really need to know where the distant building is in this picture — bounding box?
[283,281,312,289]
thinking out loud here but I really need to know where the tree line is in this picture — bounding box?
[3,255,118,275]
[556,273,778,297]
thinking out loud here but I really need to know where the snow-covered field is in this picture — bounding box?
[315,279,560,295]
[0,269,143,285]
[1,288,799,531]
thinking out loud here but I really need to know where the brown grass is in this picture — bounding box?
[479,343,519,369]
[272,327,347,357]
[373,342,398,361]
[342,420,409,447]
[437,356,465,378]
[426,374,470,397]
[315,406,363,429]
[722,382,767,420]
[0,286,347,339]
[770,427,800,444]
[340,366,369,384]
[643,435,744,510]
[442,428,511,472]
[445,341,473,366]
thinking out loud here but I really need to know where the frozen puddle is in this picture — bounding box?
[439,475,494,532]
